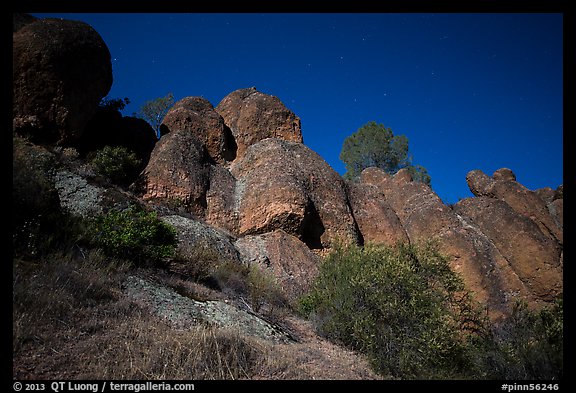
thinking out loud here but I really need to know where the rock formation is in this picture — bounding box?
[234,230,321,302]
[160,97,237,164]
[138,126,210,216]
[215,87,303,160]
[454,197,562,301]
[12,13,562,321]
[346,179,409,246]
[13,16,112,144]
[466,169,562,245]
[356,167,533,318]
[159,215,241,277]
[227,138,359,248]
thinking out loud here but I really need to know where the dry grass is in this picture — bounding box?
[13,249,378,380]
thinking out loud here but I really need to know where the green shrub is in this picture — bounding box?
[90,145,141,186]
[469,297,563,380]
[87,205,177,266]
[299,241,486,379]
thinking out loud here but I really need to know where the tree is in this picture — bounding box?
[339,121,431,186]
[99,96,130,112]
[138,93,174,139]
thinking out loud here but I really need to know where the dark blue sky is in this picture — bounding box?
[34,13,564,204]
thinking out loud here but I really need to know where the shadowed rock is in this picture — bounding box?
[77,108,157,172]
[13,16,112,144]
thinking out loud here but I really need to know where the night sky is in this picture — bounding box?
[32,13,564,204]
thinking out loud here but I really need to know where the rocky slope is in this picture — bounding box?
[13,13,563,379]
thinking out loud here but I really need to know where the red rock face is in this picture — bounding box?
[228,138,359,248]
[466,168,562,245]
[13,17,112,145]
[161,97,237,164]
[346,180,409,246]
[454,197,562,302]
[138,129,210,217]
[215,87,302,160]
[357,167,546,320]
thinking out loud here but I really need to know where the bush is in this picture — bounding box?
[299,241,486,379]
[213,262,288,316]
[87,205,177,266]
[90,145,141,186]
[469,298,563,380]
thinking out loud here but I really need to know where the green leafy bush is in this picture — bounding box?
[87,205,177,266]
[90,145,141,186]
[300,241,486,379]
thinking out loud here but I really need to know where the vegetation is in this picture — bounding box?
[13,251,303,380]
[89,145,141,187]
[99,96,130,112]
[86,205,177,266]
[299,241,563,379]
[469,298,563,380]
[300,241,483,378]
[13,128,562,381]
[212,261,289,321]
[340,121,431,185]
[138,92,174,139]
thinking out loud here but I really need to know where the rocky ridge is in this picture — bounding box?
[13,13,562,333]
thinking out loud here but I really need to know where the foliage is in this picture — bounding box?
[405,164,432,187]
[299,240,486,379]
[90,145,141,186]
[87,205,177,266]
[213,262,288,315]
[138,92,174,139]
[340,121,431,185]
[99,96,130,112]
[469,298,563,380]
[300,240,563,379]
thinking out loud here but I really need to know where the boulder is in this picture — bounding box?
[160,97,237,163]
[346,180,409,246]
[13,17,112,144]
[454,197,562,301]
[137,129,209,217]
[466,169,562,245]
[228,138,359,248]
[234,230,321,302]
[124,275,291,343]
[215,87,302,160]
